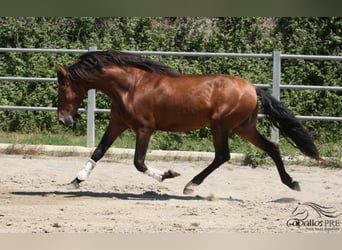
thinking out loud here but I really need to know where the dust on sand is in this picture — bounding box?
[0,154,341,233]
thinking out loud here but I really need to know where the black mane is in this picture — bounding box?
[65,50,179,82]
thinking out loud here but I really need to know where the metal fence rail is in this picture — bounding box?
[0,47,341,147]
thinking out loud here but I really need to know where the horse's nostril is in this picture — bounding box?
[59,118,66,126]
[59,115,74,127]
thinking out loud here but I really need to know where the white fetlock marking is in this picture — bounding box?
[77,159,96,181]
[144,167,164,182]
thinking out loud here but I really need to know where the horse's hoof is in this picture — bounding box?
[65,178,81,190]
[183,181,198,195]
[162,169,181,181]
[291,181,301,191]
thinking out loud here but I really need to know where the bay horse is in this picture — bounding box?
[57,50,320,194]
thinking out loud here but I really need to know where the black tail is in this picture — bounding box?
[256,87,320,160]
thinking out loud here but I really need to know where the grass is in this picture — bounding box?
[0,131,87,146]
[0,130,341,168]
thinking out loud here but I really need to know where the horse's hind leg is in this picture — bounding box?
[234,126,300,191]
[183,124,230,194]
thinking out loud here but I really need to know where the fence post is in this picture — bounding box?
[86,46,97,148]
[271,51,281,144]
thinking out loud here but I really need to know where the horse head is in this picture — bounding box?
[56,65,85,126]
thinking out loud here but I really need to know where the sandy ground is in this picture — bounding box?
[0,153,341,233]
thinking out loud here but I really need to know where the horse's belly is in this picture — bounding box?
[156,112,210,132]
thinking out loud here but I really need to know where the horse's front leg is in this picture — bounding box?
[67,118,127,189]
[134,128,180,182]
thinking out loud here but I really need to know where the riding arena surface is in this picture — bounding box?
[0,153,341,233]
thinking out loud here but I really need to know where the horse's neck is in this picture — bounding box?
[83,66,136,97]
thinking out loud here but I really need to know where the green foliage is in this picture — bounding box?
[149,131,213,152]
[0,17,341,155]
[243,146,268,168]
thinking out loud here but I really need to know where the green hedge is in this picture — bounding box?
[0,17,341,143]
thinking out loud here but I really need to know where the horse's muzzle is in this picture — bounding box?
[58,113,74,127]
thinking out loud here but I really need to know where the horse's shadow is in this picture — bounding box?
[11,191,295,203]
[11,189,247,202]
[11,190,207,201]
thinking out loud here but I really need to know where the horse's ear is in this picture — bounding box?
[56,65,68,77]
